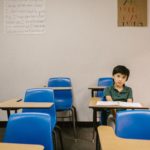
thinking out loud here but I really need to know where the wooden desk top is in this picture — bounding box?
[0,102,53,109]
[0,143,44,150]
[0,98,22,103]
[98,126,150,150]
[88,86,106,90]
[0,98,53,109]
[89,97,100,108]
[89,97,149,109]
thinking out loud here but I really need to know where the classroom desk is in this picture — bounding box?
[97,126,150,150]
[0,98,53,118]
[88,86,106,97]
[89,97,149,143]
[89,97,149,131]
[0,143,44,150]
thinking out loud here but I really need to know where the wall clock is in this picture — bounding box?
[118,0,147,26]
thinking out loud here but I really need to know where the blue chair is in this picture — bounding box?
[48,77,77,140]
[115,110,150,140]
[22,88,64,150]
[3,112,53,150]
[97,77,113,98]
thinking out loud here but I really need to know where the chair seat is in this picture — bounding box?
[55,99,72,110]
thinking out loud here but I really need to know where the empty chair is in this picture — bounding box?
[22,88,64,150]
[115,110,150,140]
[23,88,56,129]
[48,77,77,140]
[3,112,53,150]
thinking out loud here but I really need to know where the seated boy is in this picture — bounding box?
[103,65,133,127]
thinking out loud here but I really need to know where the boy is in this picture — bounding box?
[103,65,133,125]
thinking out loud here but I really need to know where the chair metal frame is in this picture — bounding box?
[48,77,78,141]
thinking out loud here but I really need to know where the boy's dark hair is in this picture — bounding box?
[112,65,130,80]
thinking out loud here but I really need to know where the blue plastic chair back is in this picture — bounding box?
[115,110,150,140]
[3,113,53,150]
[97,77,113,100]
[23,88,56,129]
[48,77,73,110]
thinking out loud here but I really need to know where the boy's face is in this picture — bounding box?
[113,73,128,88]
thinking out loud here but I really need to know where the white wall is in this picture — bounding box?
[0,0,150,121]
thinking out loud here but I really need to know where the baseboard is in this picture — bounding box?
[0,121,7,128]
[0,121,99,128]
[57,121,99,128]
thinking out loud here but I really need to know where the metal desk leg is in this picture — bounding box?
[92,109,97,142]
[6,109,11,119]
[91,89,94,97]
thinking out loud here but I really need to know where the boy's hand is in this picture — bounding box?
[127,98,133,102]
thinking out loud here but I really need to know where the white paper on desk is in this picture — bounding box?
[118,102,142,107]
[96,101,118,106]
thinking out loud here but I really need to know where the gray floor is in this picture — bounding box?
[0,127,96,150]
[62,127,95,150]
[0,128,5,142]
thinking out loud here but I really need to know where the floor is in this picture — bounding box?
[0,127,96,150]
[62,127,96,150]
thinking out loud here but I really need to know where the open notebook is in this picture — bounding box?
[96,101,142,107]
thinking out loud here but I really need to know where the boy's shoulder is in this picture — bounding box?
[123,85,132,93]
[105,85,114,91]
[105,85,132,91]
[124,85,132,90]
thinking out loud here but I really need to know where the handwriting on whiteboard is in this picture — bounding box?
[4,0,46,34]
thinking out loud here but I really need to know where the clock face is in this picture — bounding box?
[118,0,147,26]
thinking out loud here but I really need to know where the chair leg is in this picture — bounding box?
[52,130,57,150]
[92,109,97,142]
[72,106,77,124]
[71,107,78,141]
[55,125,64,150]
[92,126,95,142]
[69,110,72,122]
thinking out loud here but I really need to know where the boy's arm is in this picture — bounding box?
[105,95,113,101]
[127,88,133,102]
